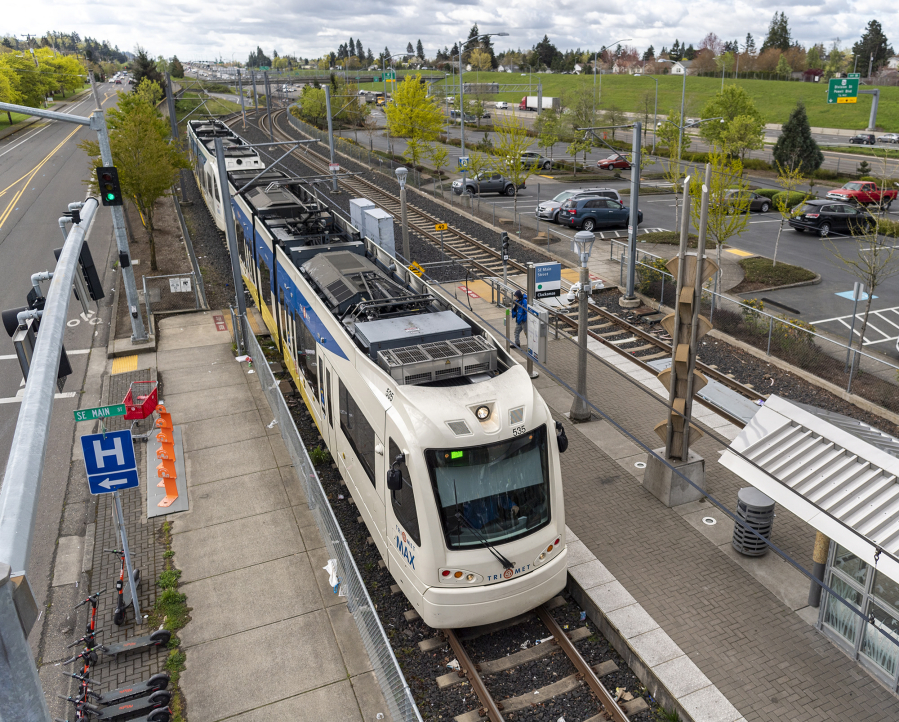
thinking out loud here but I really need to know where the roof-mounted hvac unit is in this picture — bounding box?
[378,336,496,386]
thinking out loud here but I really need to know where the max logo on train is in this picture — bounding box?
[396,529,415,570]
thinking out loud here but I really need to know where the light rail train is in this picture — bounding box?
[186,119,568,628]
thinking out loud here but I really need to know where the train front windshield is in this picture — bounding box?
[426,425,551,550]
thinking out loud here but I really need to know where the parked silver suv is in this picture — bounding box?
[535,187,622,223]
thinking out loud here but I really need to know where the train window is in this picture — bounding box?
[339,379,376,486]
[389,439,420,546]
[425,425,551,550]
[213,176,220,202]
[326,369,332,427]
[278,288,287,345]
[302,322,318,395]
[258,257,274,321]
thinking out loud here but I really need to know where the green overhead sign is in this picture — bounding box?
[827,77,859,104]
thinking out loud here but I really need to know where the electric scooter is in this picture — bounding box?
[100,626,171,657]
[65,671,171,705]
[105,548,140,626]
[59,693,171,722]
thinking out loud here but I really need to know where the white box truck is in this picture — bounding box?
[518,96,560,112]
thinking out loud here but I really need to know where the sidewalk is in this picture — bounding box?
[440,281,899,721]
[154,312,387,721]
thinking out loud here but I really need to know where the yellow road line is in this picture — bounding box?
[725,248,755,257]
[111,355,139,375]
[0,125,82,232]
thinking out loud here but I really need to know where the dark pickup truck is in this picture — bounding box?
[452,172,525,196]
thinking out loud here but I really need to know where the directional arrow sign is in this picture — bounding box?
[88,470,140,495]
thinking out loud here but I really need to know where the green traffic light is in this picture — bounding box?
[106,193,115,201]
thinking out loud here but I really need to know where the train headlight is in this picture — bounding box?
[475,405,490,420]
[466,574,475,582]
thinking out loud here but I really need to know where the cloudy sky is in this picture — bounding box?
[2,1,893,61]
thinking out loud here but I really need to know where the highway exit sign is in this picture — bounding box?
[827,77,858,104]
[74,404,127,422]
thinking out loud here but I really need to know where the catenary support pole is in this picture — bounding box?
[165,73,187,204]
[621,121,642,307]
[860,89,880,131]
[570,256,592,422]
[808,532,831,607]
[526,263,538,379]
[93,110,148,341]
[263,71,274,142]
[214,137,248,353]
[324,85,339,193]
[237,69,246,128]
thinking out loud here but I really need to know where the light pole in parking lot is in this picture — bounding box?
[633,73,658,154]
[458,32,508,181]
[593,39,630,117]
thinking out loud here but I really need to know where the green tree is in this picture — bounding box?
[79,92,188,271]
[469,48,492,71]
[761,11,792,52]
[852,20,894,74]
[823,42,847,79]
[0,62,22,124]
[773,101,823,174]
[383,73,444,170]
[428,143,449,195]
[534,110,560,163]
[566,137,592,176]
[689,149,750,278]
[771,161,806,266]
[806,45,823,70]
[699,85,763,148]
[298,85,327,127]
[130,46,163,90]
[720,114,764,161]
[491,114,539,217]
[602,105,626,140]
[657,110,692,226]
[170,56,184,78]
[775,54,792,79]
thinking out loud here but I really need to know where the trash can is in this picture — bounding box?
[732,487,775,557]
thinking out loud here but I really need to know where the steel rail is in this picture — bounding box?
[445,628,505,722]
[536,605,630,722]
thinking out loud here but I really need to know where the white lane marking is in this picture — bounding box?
[0,348,90,360]
[748,219,783,224]
[0,124,52,158]
[0,392,77,405]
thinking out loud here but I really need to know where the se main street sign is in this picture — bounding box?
[827,77,858,104]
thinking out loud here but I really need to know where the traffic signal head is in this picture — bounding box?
[96,166,123,206]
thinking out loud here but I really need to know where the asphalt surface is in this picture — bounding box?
[0,84,123,648]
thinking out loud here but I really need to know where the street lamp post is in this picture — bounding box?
[396,167,411,262]
[569,230,596,422]
[633,73,658,153]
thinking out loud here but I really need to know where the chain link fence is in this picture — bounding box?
[610,240,899,414]
[241,314,422,722]
[142,273,201,318]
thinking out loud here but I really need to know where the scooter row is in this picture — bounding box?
[57,553,174,722]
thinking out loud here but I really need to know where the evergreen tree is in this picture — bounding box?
[761,12,792,52]
[348,37,355,59]
[670,40,681,60]
[773,101,823,174]
[381,46,391,63]
[406,42,414,56]
[366,48,374,66]
[684,44,696,60]
[660,46,668,57]
[463,25,480,62]
[852,20,894,73]
[534,35,559,67]
[643,45,655,61]
[416,39,424,61]
[170,56,184,78]
[130,47,163,89]
[744,34,756,54]
[356,39,364,61]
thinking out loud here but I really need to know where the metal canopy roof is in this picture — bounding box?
[720,395,899,584]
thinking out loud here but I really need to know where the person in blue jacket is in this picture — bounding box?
[512,289,528,348]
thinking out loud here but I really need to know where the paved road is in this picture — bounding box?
[0,84,123,648]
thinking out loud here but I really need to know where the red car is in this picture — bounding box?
[597,154,631,170]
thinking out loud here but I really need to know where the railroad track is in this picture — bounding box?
[439,602,631,722]
[236,108,766,422]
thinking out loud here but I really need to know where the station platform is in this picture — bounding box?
[87,312,388,722]
[440,279,899,721]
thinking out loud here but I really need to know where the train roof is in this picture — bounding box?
[188,120,264,170]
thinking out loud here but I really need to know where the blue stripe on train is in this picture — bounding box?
[231,200,348,361]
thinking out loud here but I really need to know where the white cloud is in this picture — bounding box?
[1,0,894,61]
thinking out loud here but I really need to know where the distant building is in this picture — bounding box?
[670,59,693,75]
[887,56,899,70]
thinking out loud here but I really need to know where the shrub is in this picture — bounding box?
[309,445,332,466]
[754,189,779,200]
[859,176,878,182]
[811,168,842,181]
[772,190,809,207]
[637,257,671,294]
[742,158,773,171]
[876,218,899,237]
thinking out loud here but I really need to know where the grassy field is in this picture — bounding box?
[359,72,899,132]
[0,111,31,130]
[175,92,242,122]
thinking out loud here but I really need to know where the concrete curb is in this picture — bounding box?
[727,272,822,296]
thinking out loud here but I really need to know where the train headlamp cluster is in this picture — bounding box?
[535,538,562,565]
[440,568,480,584]
[475,405,490,420]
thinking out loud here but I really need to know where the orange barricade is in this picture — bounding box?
[154,404,179,507]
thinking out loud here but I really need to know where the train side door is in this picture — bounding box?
[319,356,335,452]
[385,411,422,594]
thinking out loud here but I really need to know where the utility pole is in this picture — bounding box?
[263,71,274,142]
[165,73,187,204]
[94,110,148,341]
[620,121,642,308]
[214,137,247,353]
[237,69,246,128]
[324,85,339,193]
[526,264,538,379]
